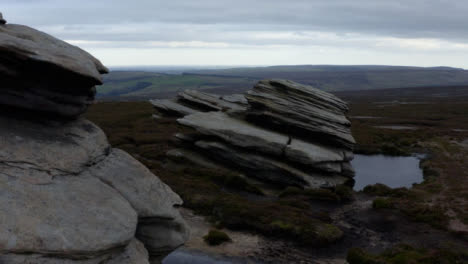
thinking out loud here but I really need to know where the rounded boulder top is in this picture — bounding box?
[0,12,6,24]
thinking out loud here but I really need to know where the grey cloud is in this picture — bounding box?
[3,0,468,41]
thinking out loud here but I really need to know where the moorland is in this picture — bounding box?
[88,84,468,263]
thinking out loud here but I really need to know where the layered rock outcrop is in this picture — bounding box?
[152,80,356,189]
[0,15,188,263]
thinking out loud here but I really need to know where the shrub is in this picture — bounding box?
[203,229,231,246]
[335,184,354,201]
[373,198,395,209]
[363,183,393,196]
[347,248,382,264]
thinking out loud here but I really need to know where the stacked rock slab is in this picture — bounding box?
[0,15,188,263]
[153,80,355,189]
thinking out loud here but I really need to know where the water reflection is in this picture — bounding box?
[351,154,423,191]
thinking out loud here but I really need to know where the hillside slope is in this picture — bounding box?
[97,65,468,98]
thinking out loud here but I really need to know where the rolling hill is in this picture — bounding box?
[97,65,468,99]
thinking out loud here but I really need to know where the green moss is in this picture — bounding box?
[203,230,232,246]
[270,220,295,232]
[373,198,395,209]
[315,224,344,244]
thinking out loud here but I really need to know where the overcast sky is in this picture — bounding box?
[3,0,468,68]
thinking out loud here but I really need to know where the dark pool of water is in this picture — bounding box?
[351,154,424,191]
[163,248,253,264]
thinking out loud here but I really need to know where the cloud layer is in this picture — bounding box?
[3,0,468,67]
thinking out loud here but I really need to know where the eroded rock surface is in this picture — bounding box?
[0,14,187,263]
[0,17,108,118]
[154,79,356,189]
[151,90,248,117]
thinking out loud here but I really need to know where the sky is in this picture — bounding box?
[3,0,468,68]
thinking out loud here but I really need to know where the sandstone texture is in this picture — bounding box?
[0,14,188,263]
[0,18,108,118]
[151,90,248,117]
[153,79,356,189]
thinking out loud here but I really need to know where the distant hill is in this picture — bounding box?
[98,71,256,98]
[185,65,468,92]
[97,65,468,98]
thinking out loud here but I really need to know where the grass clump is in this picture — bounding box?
[373,198,395,209]
[203,229,232,246]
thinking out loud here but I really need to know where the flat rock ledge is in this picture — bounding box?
[0,14,188,263]
[153,79,356,189]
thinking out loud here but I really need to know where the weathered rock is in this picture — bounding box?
[167,148,225,169]
[0,119,189,262]
[178,90,247,113]
[0,175,137,256]
[105,239,150,264]
[285,139,347,165]
[246,79,355,149]
[0,116,109,184]
[0,239,150,264]
[178,112,351,173]
[178,111,289,156]
[89,148,183,219]
[150,99,199,117]
[195,140,348,188]
[0,23,108,117]
[0,24,107,83]
[341,162,355,177]
[158,79,357,189]
[0,16,188,263]
[136,214,190,257]
[221,94,248,105]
